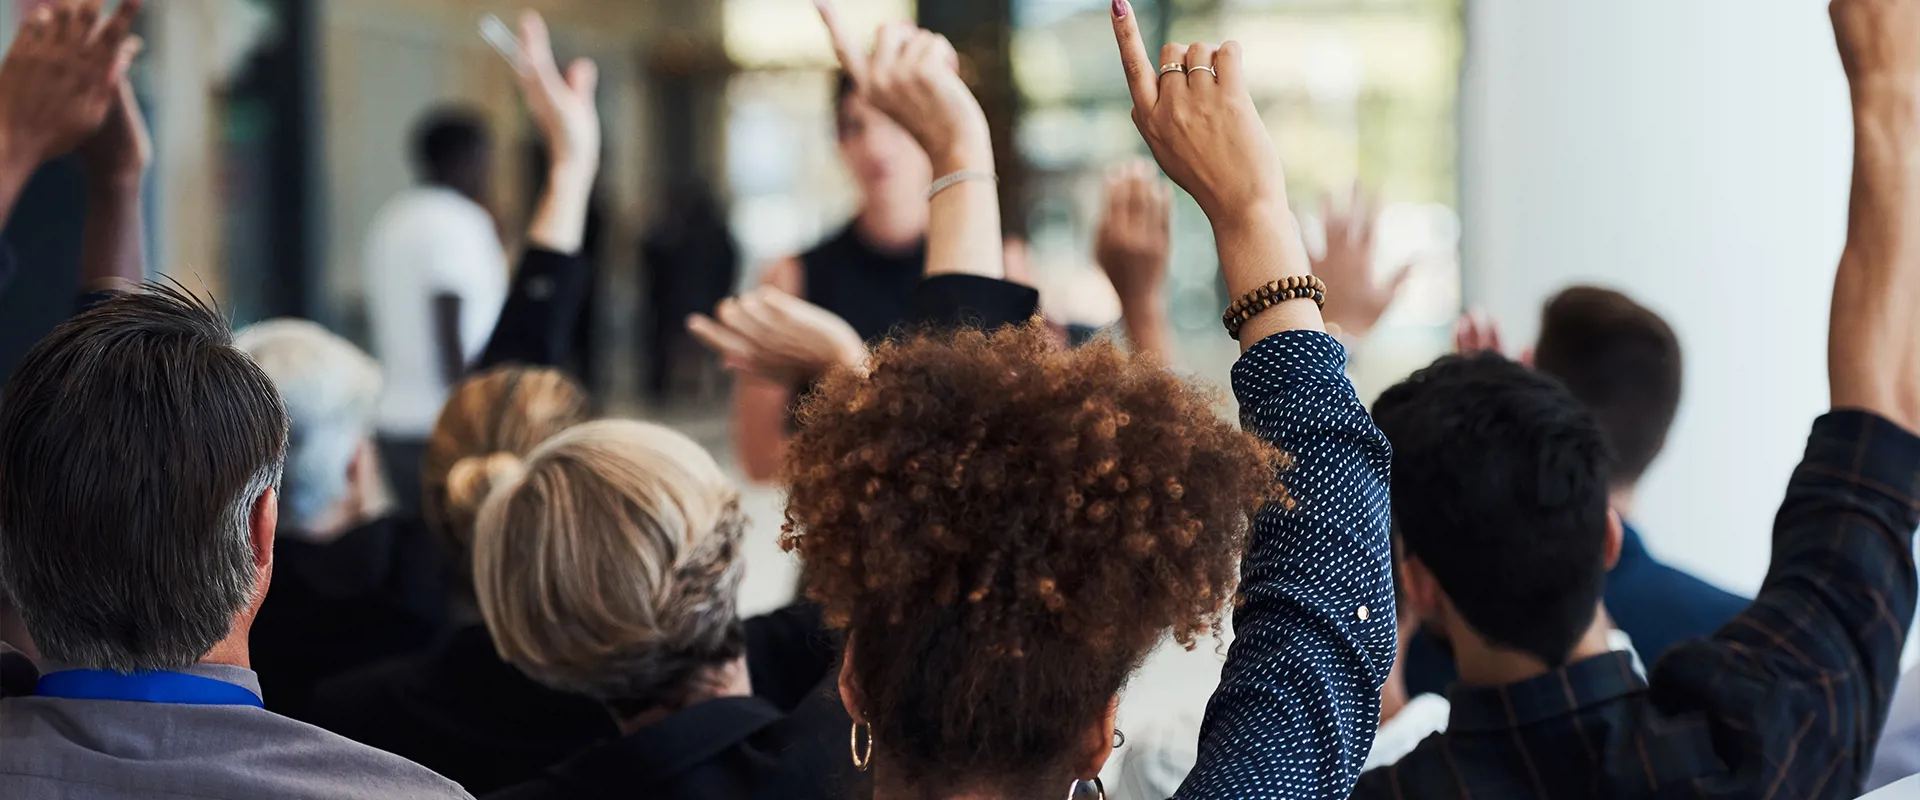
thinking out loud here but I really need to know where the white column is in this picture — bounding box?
[1460,0,1853,594]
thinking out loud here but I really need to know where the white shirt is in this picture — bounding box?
[1868,665,1920,792]
[1864,775,1920,800]
[362,186,508,436]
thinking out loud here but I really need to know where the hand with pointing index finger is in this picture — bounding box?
[816,0,989,173]
[1108,0,1284,227]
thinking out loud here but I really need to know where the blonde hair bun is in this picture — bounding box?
[446,452,527,518]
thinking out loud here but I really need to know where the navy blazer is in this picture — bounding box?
[1403,523,1751,698]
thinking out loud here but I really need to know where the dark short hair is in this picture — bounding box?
[1373,353,1612,666]
[1533,286,1682,487]
[412,107,492,186]
[0,285,288,672]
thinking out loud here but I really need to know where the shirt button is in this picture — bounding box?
[1356,605,1370,621]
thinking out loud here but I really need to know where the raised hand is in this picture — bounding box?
[0,0,144,174]
[1452,311,1506,355]
[516,11,600,179]
[76,74,151,189]
[1315,183,1411,340]
[1095,160,1173,305]
[1110,0,1317,344]
[819,0,1001,279]
[1110,6,1282,227]
[820,2,987,173]
[516,10,601,255]
[688,287,869,386]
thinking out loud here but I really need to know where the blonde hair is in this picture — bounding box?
[471,420,747,707]
[424,367,589,566]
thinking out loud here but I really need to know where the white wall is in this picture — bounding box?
[1461,0,1854,595]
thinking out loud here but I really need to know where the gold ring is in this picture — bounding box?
[1158,63,1186,77]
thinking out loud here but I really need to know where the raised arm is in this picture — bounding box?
[818,0,1002,282]
[75,76,150,292]
[1651,5,1920,792]
[0,0,143,295]
[1094,160,1177,364]
[474,11,601,372]
[1108,4,1396,796]
[1832,0,1920,433]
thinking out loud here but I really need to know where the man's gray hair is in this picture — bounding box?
[0,284,289,673]
[235,319,383,535]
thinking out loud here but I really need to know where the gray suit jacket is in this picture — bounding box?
[0,648,473,800]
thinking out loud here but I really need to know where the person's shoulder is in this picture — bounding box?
[1353,732,1451,798]
[241,712,474,798]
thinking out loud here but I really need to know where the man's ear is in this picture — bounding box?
[250,487,278,573]
[1602,507,1625,572]
[1399,554,1444,624]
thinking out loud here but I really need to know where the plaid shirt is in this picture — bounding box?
[1353,410,1920,800]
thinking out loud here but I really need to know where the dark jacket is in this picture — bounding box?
[251,514,450,723]
[309,623,619,795]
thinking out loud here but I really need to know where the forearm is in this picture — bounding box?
[1832,87,1920,433]
[79,180,145,291]
[1119,294,1177,365]
[923,146,1003,280]
[1212,203,1324,349]
[526,159,595,255]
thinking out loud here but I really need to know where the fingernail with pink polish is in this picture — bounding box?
[1113,0,1129,18]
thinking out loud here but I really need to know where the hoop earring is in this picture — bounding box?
[849,721,873,772]
[1067,777,1107,800]
[1113,729,1126,748]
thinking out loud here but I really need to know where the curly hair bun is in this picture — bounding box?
[781,323,1286,790]
[445,452,527,519]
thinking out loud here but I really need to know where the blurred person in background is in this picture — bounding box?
[238,319,450,724]
[363,107,508,514]
[729,70,933,483]
[642,182,739,401]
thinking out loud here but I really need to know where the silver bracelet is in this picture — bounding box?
[927,170,997,200]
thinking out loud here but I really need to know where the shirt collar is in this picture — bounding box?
[1445,650,1647,734]
[35,660,263,699]
[548,696,785,789]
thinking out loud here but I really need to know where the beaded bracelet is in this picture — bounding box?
[1222,275,1328,340]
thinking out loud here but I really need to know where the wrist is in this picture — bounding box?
[930,139,993,178]
[548,157,597,194]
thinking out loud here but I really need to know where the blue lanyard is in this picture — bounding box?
[35,669,265,708]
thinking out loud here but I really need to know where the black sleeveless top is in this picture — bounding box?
[799,223,926,343]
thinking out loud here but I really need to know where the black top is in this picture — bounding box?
[250,515,450,723]
[477,245,597,372]
[799,223,926,343]
[309,623,619,796]
[1354,412,1920,800]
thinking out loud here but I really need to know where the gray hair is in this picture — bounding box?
[235,319,382,535]
[0,284,289,673]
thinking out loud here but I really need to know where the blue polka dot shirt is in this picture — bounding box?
[1172,330,1397,800]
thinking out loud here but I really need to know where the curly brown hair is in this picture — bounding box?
[782,323,1286,791]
